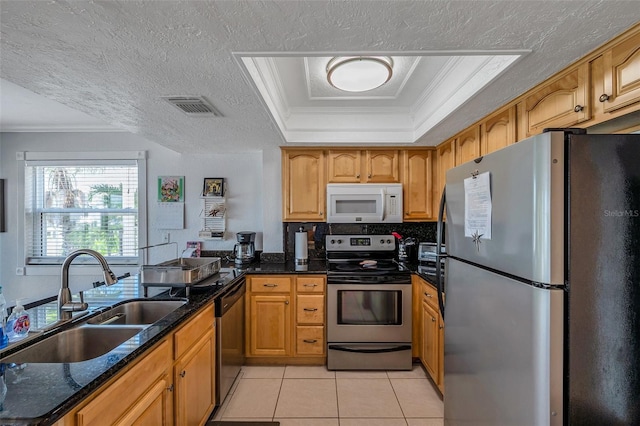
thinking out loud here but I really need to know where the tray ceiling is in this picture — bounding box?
[1,1,639,153]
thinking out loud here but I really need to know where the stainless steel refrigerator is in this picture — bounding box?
[439,129,640,425]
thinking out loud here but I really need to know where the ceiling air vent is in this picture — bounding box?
[162,96,222,117]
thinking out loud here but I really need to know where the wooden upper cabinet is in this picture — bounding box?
[402,150,434,221]
[282,149,325,221]
[481,106,516,154]
[365,150,399,182]
[433,140,455,219]
[521,62,590,137]
[597,31,640,114]
[455,126,480,166]
[327,149,399,183]
[327,150,361,182]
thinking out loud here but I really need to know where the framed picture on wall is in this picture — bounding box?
[203,178,224,197]
[157,176,184,202]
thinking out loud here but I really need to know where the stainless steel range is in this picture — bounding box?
[326,234,412,370]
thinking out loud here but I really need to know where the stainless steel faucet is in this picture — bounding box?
[59,249,117,321]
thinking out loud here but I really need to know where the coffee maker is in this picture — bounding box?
[234,231,256,265]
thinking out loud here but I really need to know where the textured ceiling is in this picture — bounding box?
[1,1,639,153]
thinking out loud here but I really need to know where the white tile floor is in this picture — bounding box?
[212,364,443,425]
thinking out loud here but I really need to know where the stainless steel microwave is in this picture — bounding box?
[326,183,403,223]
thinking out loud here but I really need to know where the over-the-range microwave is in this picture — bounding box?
[326,183,403,223]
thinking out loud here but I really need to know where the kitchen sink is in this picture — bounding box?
[0,325,145,363]
[86,299,187,325]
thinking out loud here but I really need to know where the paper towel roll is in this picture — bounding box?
[295,231,308,264]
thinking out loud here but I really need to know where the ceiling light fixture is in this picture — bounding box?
[326,56,393,92]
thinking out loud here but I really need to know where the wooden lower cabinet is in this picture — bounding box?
[75,339,173,426]
[249,293,292,356]
[421,300,440,381]
[115,375,173,426]
[246,274,326,363]
[174,330,216,426]
[414,276,444,394]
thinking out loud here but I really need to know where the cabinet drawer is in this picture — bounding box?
[174,304,214,359]
[296,295,324,325]
[250,276,292,293]
[422,282,439,311]
[76,339,171,426]
[296,276,326,293]
[296,326,325,355]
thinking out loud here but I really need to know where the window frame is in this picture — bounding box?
[18,151,147,267]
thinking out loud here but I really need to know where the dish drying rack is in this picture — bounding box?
[138,241,221,297]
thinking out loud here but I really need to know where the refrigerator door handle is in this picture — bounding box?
[436,188,447,319]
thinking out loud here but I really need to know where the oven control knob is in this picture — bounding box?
[330,239,335,245]
[380,239,385,244]
[337,239,342,244]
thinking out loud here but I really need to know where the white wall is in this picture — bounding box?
[0,132,283,305]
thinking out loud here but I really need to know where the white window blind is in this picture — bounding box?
[24,159,140,265]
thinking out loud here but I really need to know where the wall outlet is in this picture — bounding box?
[15,267,25,276]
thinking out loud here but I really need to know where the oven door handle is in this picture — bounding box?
[328,344,411,354]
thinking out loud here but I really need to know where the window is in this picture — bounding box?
[23,152,146,265]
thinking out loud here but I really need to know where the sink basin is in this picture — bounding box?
[1,325,144,363]
[87,299,187,325]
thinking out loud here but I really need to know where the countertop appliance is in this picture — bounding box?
[233,231,255,265]
[215,276,245,406]
[326,183,403,223]
[325,234,412,370]
[440,129,640,425]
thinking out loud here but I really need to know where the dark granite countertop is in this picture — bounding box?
[0,258,424,424]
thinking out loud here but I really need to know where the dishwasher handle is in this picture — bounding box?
[217,278,246,316]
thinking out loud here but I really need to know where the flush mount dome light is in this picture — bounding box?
[326,56,393,92]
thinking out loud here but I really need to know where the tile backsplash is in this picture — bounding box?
[284,222,438,261]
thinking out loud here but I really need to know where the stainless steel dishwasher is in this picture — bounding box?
[215,277,246,406]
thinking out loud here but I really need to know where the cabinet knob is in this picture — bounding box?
[424,292,432,298]
[319,212,323,216]
[180,371,186,378]
[285,300,290,305]
[167,384,174,392]
[263,283,278,287]
[303,339,318,343]
[368,174,372,178]
[303,283,318,287]
[439,325,444,329]
[356,174,360,178]
[574,105,584,112]
[303,308,318,311]
[599,93,610,102]
[431,317,436,322]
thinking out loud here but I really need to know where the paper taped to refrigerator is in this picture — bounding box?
[464,172,492,239]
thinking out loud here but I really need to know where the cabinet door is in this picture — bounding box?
[327,150,361,182]
[115,376,172,426]
[282,149,325,221]
[174,331,215,426]
[412,276,424,358]
[522,63,590,137]
[599,32,640,113]
[434,140,455,220]
[365,150,399,182]
[455,126,481,166]
[402,150,434,221]
[480,106,516,155]
[421,300,440,383]
[249,294,291,356]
